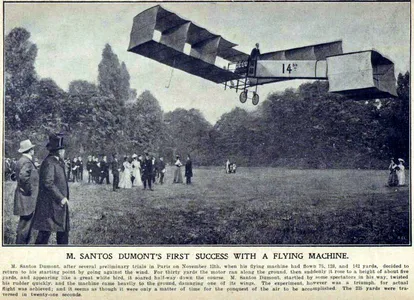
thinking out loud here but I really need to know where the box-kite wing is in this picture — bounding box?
[128,5,249,84]
[327,50,397,99]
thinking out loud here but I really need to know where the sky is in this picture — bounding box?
[5,2,410,124]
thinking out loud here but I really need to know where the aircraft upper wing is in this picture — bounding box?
[259,40,343,61]
[128,5,249,83]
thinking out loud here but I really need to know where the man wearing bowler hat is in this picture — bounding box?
[33,133,70,245]
[13,139,39,244]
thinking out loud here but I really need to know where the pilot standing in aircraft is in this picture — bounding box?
[250,43,260,60]
[248,43,260,76]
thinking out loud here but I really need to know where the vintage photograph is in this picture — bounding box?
[3,2,410,246]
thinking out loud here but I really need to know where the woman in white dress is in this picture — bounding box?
[131,154,142,187]
[119,156,132,189]
[396,158,406,186]
[173,155,183,183]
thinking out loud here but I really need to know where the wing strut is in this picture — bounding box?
[165,58,175,89]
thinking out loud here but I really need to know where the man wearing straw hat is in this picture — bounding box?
[33,133,70,245]
[13,139,39,244]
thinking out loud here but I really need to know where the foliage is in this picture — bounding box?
[125,90,165,155]
[98,44,125,104]
[163,108,212,164]
[213,107,264,166]
[4,28,39,154]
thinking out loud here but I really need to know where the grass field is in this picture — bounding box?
[2,167,410,245]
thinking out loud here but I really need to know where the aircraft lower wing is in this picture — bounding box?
[129,40,243,84]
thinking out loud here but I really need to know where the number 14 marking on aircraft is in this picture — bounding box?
[282,63,298,74]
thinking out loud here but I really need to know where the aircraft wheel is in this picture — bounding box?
[239,90,248,103]
[252,93,259,105]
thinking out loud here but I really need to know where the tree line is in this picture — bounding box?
[5,27,409,169]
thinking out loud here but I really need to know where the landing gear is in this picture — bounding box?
[252,92,259,105]
[239,90,248,103]
[239,90,260,105]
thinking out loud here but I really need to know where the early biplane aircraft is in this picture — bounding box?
[128,5,397,105]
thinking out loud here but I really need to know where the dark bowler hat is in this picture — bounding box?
[46,133,65,151]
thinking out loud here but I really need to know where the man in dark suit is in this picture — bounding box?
[13,139,39,244]
[152,156,158,184]
[111,154,120,191]
[92,156,100,184]
[248,43,260,76]
[250,43,260,59]
[33,133,70,245]
[141,152,153,191]
[185,155,193,185]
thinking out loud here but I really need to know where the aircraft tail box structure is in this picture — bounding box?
[128,5,249,84]
[327,50,397,99]
[255,41,343,80]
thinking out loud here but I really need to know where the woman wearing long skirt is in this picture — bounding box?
[388,158,399,187]
[131,154,142,187]
[173,155,183,183]
[119,157,132,189]
[396,158,406,186]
